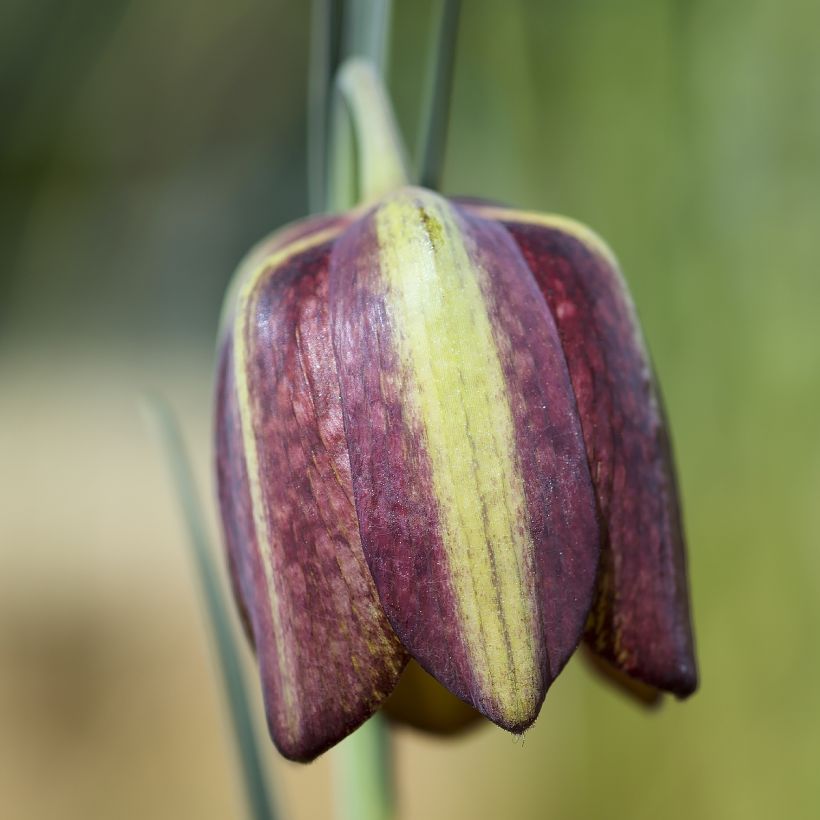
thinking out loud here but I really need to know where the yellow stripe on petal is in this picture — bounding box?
[466,204,620,270]
[375,188,542,725]
[470,204,650,363]
[232,225,344,744]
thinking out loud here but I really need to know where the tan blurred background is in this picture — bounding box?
[2,0,819,818]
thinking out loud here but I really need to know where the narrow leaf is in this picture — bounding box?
[417,0,461,190]
[145,396,278,820]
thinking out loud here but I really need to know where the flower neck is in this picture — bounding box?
[330,58,410,210]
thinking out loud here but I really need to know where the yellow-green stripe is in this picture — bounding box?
[469,204,650,364]
[232,226,344,743]
[375,188,542,724]
[468,204,620,270]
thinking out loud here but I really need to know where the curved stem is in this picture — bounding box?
[328,57,410,211]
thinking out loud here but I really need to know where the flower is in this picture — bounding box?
[215,185,697,762]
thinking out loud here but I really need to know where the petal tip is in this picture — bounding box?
[471,679,546,735]
[669,658,699,700]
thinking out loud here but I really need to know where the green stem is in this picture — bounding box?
[308,0,344,214]
[342,0,393,74]
[328,57,410,211]
[417,0,461,190]
[332,713,394,820]
[327,73,358,213]
[144,396,278,820]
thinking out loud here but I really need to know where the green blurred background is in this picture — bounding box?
[2,0,818,818]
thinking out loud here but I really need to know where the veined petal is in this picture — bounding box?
[217,216,349,650]
[329,187,599,731]
[472,205,697,697]
[217,214,352,343]
[216,228,407,761]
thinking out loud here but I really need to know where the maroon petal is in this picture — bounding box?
[216,215,349,649]
[580,646,662,707]
[471,205,697,697]
[216,225,407,761]
[329,188,599,730]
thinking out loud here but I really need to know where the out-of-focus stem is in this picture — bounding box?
[308,0,343,214]
[145,396,278,820]
[332,713,394,820]
[326,74,358,212]
[321,0,399,213]
[342,0,393,75]
[417,0,461,191]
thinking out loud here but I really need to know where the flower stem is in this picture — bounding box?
[332,713,394,820]
[144,395,278,820]
[327,57,410,211]
[308,0,344,214]
[342,0,393,75]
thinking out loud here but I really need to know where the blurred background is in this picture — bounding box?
[2,0,819,817]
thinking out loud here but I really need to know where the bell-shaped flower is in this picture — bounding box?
[215,185,696,761]
[214,60,696,763]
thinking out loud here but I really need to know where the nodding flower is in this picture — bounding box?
[215,185,696,762]
[214,60,696,763]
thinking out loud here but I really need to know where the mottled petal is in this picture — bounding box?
[217,214,352,342]
[329,187,599,731]
[473,205,697,697]
[217,227,407,761]
[217,216,350,650]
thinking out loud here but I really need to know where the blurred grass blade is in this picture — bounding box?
[342,0,393,73]
[144,395,278,820]
[332,713,393,820]
[308,0,344,213]
[417,0,461,190]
